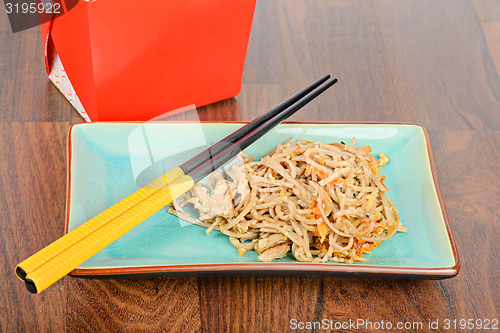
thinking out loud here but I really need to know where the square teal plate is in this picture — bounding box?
[66,122,459,279]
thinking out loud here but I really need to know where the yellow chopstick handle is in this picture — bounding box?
[16,167,185,281]
[23,174,194,293]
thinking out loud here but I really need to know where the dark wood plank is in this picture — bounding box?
[427,130,499,320]
[243,0,404,123]
[67,278,201,332]
[473,0,500,21]
[375,0,500,130]
[482,22,500,78]
[0,122,68,332]
[0,24,71,122]
[199,276,322,332]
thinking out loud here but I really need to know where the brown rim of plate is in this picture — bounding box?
[64,121,460,279]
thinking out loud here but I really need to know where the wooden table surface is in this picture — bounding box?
[1,1,499,332]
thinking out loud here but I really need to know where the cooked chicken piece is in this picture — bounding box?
[192,172,235,221]
[257,243,290,262]
[225,162,250,206]
[254,234,288,254]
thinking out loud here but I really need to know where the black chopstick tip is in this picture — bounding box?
[328,78,338,85]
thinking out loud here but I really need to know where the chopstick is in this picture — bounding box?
[15,75,331,285]
[16,76,338,294]
[188,77,338,182]
[180,74,331,174]
[136,75,331,184]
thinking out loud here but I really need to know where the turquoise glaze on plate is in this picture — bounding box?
[67,123,458,275]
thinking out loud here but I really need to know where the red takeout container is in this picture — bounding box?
[39,0,257,121]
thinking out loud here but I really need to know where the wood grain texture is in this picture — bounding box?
[374,0,500,130]
[0,27,72,122]
[1,1,499,332]
[67,278,201,332]
[482,22,500,79]
[426,130,499,319]
[0,122,68,332]
[473,0,500,21]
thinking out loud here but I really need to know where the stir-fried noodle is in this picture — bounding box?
[170,138,406,263]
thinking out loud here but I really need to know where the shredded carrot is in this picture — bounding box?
[356,238,366,245]
[356,146,372,153]
[378,153,389,166]
[361,243,377,253]
[279,189,286,197]
[312,167,329,180]
[331,177,347,187]
[307,201,317,209]
[312,207,321,216]
[318,221,328,242]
